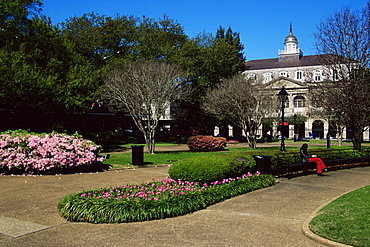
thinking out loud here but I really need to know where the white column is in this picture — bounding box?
[214,126,219,136]
[363,128,369,141]
[289,124,294,139]
[305,119,312,138]
[257,125,263,137]
[323,120,329,136]
[343,128,347,140]
[228,125,233,137]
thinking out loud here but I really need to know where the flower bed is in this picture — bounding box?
[0,130,105,175]
[57,173,276,223]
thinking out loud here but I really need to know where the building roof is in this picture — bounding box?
[245,54,325,70]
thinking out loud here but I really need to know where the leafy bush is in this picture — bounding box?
[168,152,256,184]
[57,174,276,223]
[83,131,120,144]
[187,135,227,151]
[0,130,104,174]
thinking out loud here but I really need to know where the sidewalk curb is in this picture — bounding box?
[302,190,357,247]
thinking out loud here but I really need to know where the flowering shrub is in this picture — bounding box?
[187,135,227,151]
[227,140,239,144]
[58,173,276,223]
[0,130,104,174]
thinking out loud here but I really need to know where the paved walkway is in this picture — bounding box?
[1,144,369,246]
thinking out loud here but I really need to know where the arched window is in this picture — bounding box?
[263,72,272,83]
[296,71,303,80]
[247,73,256,80]
[314,70,322,81]
[294,95,305,108]
[279,71,289,77]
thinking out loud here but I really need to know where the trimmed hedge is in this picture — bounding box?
[168,152,256,184]
[187,135,227,151]
[57,174,276,223]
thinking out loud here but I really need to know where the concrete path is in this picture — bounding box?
[1,145,369,246]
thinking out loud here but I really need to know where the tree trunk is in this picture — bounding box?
[244,129,257,149]
[337,128,344,146]
[144,131,156,154]
[352,130,363,151]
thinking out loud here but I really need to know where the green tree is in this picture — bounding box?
[0,12,101,131]
[60,12,138,66]
[173,27,246,136]
[132,15,188,62]
[0,0,43,48]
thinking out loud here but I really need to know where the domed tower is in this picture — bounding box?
[278,23,303,61]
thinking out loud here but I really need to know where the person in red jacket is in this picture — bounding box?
[300,143,327,176]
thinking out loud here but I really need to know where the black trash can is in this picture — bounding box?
[252,155,272,174]
[131,145,144,165]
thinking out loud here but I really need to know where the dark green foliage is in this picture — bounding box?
[0,0,43,48]
[57,174,275,223]
[0,3,247,134]
[168,152,256,184]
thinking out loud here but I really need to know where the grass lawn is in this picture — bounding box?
[310,185,370,246]
[101,147,255,168]
[100,139,361,169]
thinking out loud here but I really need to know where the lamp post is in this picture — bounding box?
[277,86,289,152]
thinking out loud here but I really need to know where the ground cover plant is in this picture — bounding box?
[0,130,104,174]
[310,185,370,246]
[58,173,275,223]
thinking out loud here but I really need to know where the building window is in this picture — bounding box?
[296,71,303,80]
[332,70,339,81]
[284,99,289,108]
[294,96,306,108]
[247,73,256,80]
[279,98,289,108]
[314,70,322,81]
[280,71,289,77]
[263,72,272,82]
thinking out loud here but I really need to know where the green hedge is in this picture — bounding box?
[168,152,256,184]
[57,174,275,223]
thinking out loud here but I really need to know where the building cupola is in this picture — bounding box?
[284,24,298,44]
[279,23,303,61]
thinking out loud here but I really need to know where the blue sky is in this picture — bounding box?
[42,0,368,61]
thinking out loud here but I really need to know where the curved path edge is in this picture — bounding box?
[302,189,360,247]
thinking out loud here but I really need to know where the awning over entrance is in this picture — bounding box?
[278,122,289,126]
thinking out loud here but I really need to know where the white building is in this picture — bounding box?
[221,25,369,141]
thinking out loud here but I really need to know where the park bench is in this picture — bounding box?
[276,147,370,177]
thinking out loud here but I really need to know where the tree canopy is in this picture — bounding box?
[0,1,246,135]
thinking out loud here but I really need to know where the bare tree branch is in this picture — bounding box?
[102,60,190,154]
[201,74,275,149]
[312,3,370,150]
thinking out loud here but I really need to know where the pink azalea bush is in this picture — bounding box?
[0,130,103,174]
[187,135,227,151]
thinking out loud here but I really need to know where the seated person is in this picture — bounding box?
[300,143,327,176]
